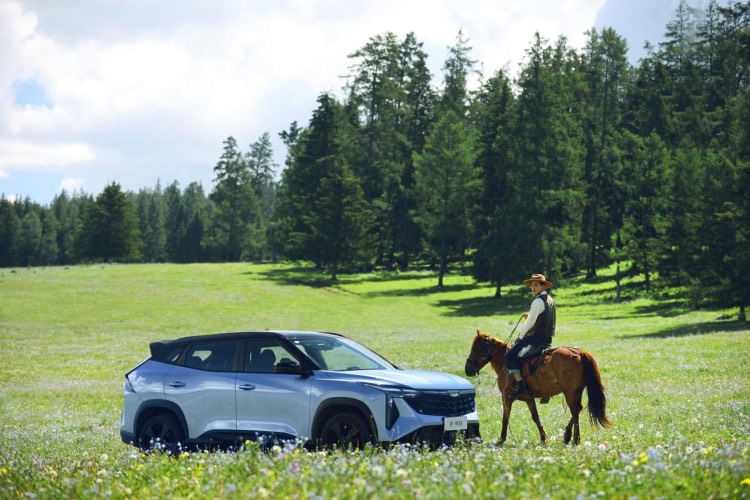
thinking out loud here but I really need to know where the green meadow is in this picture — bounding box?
[1,263,748,498]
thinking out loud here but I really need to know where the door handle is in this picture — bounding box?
[238,384,256,391]
[168,381,186,388]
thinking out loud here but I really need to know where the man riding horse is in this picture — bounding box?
[506,273,556,401]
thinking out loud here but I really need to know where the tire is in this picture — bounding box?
[138,414,186,454]
[318,412,373,450]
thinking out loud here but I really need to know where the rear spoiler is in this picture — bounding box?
[149,340,176,361]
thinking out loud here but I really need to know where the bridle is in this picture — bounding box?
[467,336,502,370]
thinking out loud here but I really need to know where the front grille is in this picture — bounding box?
[405,390,475,417]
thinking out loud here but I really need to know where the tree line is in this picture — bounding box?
[1,0,748,319]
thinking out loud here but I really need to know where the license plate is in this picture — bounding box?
[444,416,468,431]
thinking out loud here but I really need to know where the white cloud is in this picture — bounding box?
[59,177,83,194]
[0,138,95,172]
[1,0,674,204]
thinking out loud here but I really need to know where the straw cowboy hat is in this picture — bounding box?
[523,273,553,289]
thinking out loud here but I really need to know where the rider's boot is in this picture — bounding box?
[509,379,530,401]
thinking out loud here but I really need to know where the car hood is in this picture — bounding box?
[320,369,474,391]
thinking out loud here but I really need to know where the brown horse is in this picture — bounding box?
[464,330,611,445]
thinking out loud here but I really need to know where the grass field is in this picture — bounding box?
[1,262,748,498]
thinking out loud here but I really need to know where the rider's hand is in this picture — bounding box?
[522,313,528,319]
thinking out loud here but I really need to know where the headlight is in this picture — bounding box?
[358,382,418,429]
[358,382,418,397]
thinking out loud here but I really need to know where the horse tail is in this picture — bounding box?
[581,351,612,428]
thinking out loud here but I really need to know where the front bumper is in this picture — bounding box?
[394,422,481,448]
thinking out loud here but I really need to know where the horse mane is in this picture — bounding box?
[477,330,508,349]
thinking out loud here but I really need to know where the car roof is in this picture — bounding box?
[150,330,344,356]
[153,330,343,348]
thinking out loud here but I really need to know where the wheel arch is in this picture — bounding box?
[312,397,378,442]
[135,400,189,441]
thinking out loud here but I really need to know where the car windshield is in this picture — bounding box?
[288,335,396,371]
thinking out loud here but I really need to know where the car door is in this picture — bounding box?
[164,340,239,439]
[235,338,314,440]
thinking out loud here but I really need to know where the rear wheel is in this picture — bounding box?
[319,412,373,450]
[138,414,185,454]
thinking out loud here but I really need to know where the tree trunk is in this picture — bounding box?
[739,304,746,323]
[438,235,447,288]
[330,261,338,281]
[615,230,622,302]
[615,258,622,303]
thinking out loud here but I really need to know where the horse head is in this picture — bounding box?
[464,330,499,377]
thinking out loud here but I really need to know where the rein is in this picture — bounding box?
[504,314,525,344]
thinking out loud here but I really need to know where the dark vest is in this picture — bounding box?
[529,291,555,342]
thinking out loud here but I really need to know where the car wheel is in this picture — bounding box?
[138,414,185,454]
[319,412,373,450]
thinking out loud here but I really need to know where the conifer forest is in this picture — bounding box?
[2,1,748,318]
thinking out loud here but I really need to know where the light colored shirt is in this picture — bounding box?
[518,295,545,339]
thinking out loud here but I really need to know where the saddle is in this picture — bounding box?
[517,346,582,404]
[519,345,557,375]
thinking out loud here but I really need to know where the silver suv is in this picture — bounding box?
[120,331,480,452]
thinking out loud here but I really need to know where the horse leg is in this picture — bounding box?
[498,401,512,445]
[525,399,547,443]
[563,388,584,445]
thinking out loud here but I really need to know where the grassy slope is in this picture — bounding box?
[0,263,748,498]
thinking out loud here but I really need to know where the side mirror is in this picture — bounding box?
[276,360,311,377]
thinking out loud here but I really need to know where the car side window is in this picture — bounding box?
[245,339,299,373]
[163,347,183,364]
[184,341,239,372]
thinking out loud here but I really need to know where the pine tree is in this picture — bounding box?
[37,210,59,265]
[471,69,518,296]
[619,132,672,291]
[345,32,435,267]
[163,181,186,262]
[246,132,278,227]
[135,183,167,263]
[19,211,42,266]
[512,33,586,280]
[205,137,262,261]
[0,197,21,267]
[275,93,376,275]
[75,183,142,262]
[309,157,375,280]
[580,27,630,278]
[413,111,480,287]
[51,191,84,264]
[439,29,476,117]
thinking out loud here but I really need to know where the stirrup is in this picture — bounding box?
[509,383,529,401]
[539,397,550,404]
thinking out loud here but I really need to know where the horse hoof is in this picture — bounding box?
[495,440,505,447]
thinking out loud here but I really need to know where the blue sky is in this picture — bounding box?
[13,79,53,107]
[1,0,689,204]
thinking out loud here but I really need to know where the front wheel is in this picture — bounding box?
[138,414,185,454]
[318,412,373,450]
